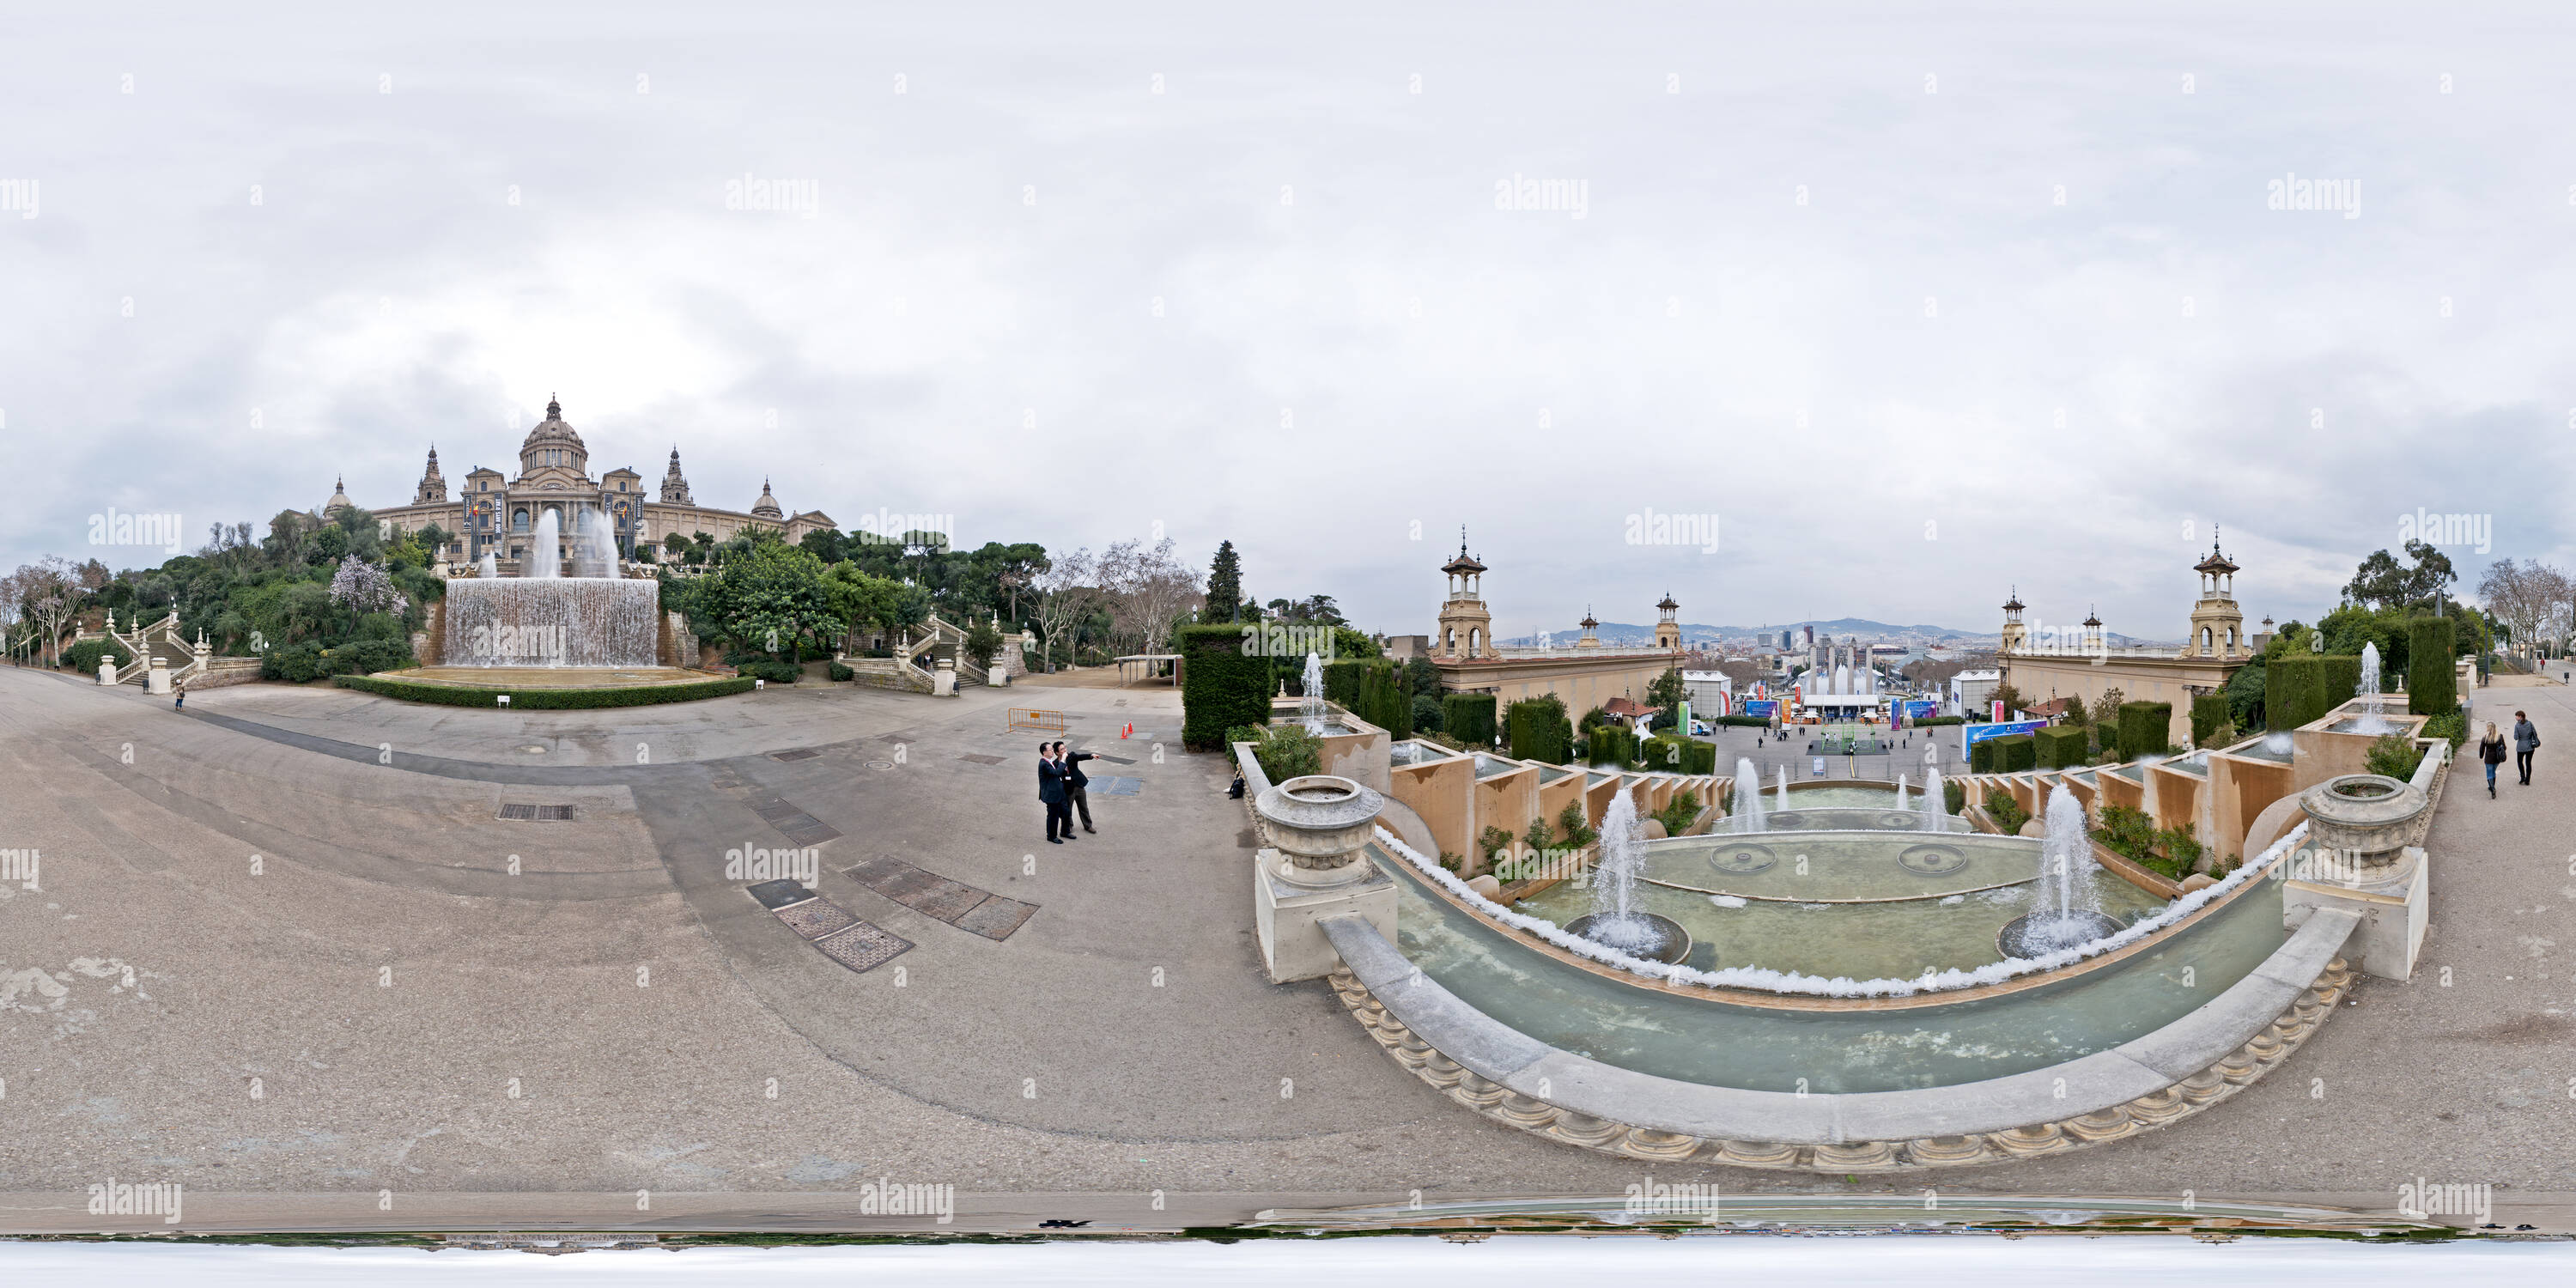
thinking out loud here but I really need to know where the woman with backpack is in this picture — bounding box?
[2478,721,2508,799]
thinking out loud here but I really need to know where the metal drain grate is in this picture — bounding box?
[775,898,860,940]
[811,921,912,972]
[769,748,821,762]
[498,803,577,821]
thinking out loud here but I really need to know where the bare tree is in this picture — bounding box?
[1097,537,1203,656]
[15,557,87,666]
[1030,547,1097,673]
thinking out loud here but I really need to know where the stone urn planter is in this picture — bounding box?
[2299,773,2427,866]
[1255,775,1386,889]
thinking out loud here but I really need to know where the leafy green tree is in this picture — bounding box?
[1646,665,1687,717]
[2344,540,2457,611]
[690,540,845,661]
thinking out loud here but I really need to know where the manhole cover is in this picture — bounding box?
[866,760,896,771]
[1709,843,1777,874]
[1899,844,1968,875]
[745,879,811,909]
[769,748,821,762]
[775,899,860,940]
[812,921,912,973]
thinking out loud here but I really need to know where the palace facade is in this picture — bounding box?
[330,397,835,573]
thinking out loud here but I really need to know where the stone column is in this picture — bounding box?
[99,656,118,685]
[1252,774,1394,983]
[2285,770,2432,981]
[145,657,172,695]
[933,656,957,697]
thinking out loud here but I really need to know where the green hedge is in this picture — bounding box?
[1353,661,1412,739]
[1643,734,1717,775]
[1321,659,1368,708]
[2264,654,2360,731]
[2035,725,2088,769]
[1176,623,1273,751]
[1443,693,1497,746]
[1969,738,1996,774]
[2189,693,2231,746]
[2408,616,2456,716]
[1991,732,2038,772]
[334,673,756,708]
[61,638,135,674]
[2116,701,2172,760]
[735,659,799,683]
[1506,696,1575,764]
[1713,714,1771,726]
[1588,724,1636,768]
[827,660,854,682]
[1913,714,1967,727]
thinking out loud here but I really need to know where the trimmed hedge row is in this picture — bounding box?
[1587,725,1636,768]
[263,639,416,683]
[2408,615,2457,716]
[334,673,756,708]
[2265,654,2362,732]
[1506,696,1575,763]
[2035,725,2089,769]
[1643,733,1718,775]
[1712,714,1772,727]
[2189,693,2231,746]
[1990,732,2038,772]
[2117,701,2172,760]
[1913,714,1967,727]
[1176,623,1273,751]
[1443,693,1497,746]
[1970,738,1996,774]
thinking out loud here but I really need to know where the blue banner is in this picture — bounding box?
[1963,719,2048,748]
[1899,699,1937,720]
[1741,700,1777,718]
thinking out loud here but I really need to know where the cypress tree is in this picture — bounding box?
[1206,541,1243,623]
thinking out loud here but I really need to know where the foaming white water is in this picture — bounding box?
[446,578,659,667]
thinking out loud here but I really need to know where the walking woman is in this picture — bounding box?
[2478,721,2508,799]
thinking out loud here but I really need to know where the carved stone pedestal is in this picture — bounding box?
[1253,775,1393,984]
[2286,773,2430,981]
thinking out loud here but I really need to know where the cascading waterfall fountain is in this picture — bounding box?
[1300,653,1328,735]
[2350,641,2395,735]
[1732,757,1765,834]
[1923,767,1947,831]
[1996,788,2119,957]
[1564,787,1691,963]
[445,503,657,668]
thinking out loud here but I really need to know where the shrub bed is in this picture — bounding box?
[827,660,854,682]
[1982,785,2030,834]
[334,674,756,708]
[61,638,135,674]
[1643,734,1717,775]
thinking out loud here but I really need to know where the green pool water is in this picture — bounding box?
[1383,850,2287,1092]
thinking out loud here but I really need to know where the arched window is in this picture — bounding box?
[512,508,529,532]
[2201,626,2214,651]
[1468,628,1482,655]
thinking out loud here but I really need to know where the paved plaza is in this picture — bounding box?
[1,665,2571,1228]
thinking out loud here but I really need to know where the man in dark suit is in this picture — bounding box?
[1037,741,1071,843]
[1054,739,1098,834]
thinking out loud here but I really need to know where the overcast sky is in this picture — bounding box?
[4,3,2572,641]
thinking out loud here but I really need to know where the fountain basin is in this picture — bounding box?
[1564,912,1692,965]
[2300,773,2427,858]
[1998,909,2125,959]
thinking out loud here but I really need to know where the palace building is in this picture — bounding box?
[331,396,836,573]
[1427,532,1685,714]
[1996,533,2265,748]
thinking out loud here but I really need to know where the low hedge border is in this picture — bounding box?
[335,673,757,709]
